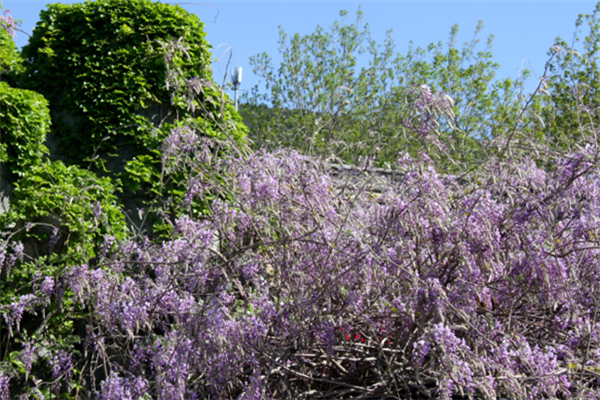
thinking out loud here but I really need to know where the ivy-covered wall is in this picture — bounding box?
[0,82,49,193]
[0,28,127,267]
[3,0,248,238]
[0,27,27,200]
[20,0,247,164]
[1,0,251,262]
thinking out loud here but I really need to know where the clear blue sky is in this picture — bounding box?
[3,0,599,99]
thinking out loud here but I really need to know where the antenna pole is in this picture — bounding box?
[231,66,242,111]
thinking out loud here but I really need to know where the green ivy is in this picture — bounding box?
[18,0,248,237]
[0,82,50,180]
[3,160,127,263]
[0,28,24,84]
[20,0,246,165]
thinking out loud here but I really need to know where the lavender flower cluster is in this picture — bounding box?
[402,84,455,150]
[4,127,600,398]
[0,8,16,38]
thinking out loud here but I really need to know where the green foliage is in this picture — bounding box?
[0,82,50,180]
[240,8,535,171]
[20,0,247,168]
[241,8,396,163]
[0,28,24,84]
[18,0,248,237]
[0,159,125,397]
[3,160,127,262]
[541,3,600,151]
[391,22,531,165]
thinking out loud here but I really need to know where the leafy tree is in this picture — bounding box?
[240,7,534,172]
[540,3,600,152]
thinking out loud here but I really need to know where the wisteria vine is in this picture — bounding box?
[2,23,600,398]
[5,130,600,398]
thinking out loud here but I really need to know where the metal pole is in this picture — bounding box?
[231,66,242,111]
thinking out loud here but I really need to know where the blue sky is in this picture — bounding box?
[3,0,600,99]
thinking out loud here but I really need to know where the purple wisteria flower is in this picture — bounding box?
[48,227,61,252]
[97,375,149,400]
[3,294,38,334]
[402,84,454,149]
[162,127,198,159]
[48,350,73,392]
[21,341,35,382]
[0,8,16,38]
[7,125,600,398]
[0,373,8,400]
[40,276,54,297]
[5,241,23,273]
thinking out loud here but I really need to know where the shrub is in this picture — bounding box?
[4,141,600,398]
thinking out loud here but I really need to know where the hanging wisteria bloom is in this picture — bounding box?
[0,8,16,38]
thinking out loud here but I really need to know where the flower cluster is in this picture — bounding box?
[4,135,600,398]
[403,84,455,149]
[0,8,16,38]
[11,138,600,397]
[0,373,8,400]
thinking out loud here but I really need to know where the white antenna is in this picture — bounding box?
[231,66,242,111]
